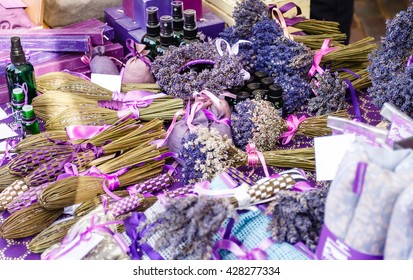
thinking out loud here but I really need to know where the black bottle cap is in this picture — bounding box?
[246,82,261,94]
[172,1,184,31]
[183,9,198,39]
[160,15,174,46]
[254,71,267,81]
[237,91,251,102]
[229,86,244,94]
[10,37,26,65]
[252,89,268,100]
[261,77,274,89]
[146,7,160,37]
[246,73,255,83]
[268,84,283,98]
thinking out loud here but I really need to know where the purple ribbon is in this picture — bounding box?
[202,109,231,126]
[124,212,164,260]
[213,237,273,260]
[0,139,15,166]
[178,59,216,73]
[407,55,413,67]
[66,125,110,140]
[44,215,128,260]
[294,242,316,260]
[353,162,368,195]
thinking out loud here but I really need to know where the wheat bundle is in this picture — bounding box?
[0,165,20,190]
[121,83,161,93]
[8,145,74,176]
[36,72,87,93]
[38,160,164,210]
[29,217,79,253]
[0,203,63,239]
[45,98,183,130]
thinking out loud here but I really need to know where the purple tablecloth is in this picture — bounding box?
[0,91,382,260]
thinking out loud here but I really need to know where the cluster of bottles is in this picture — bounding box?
[142,1,198,58]
[227,71,285,117]
[5,36,40,137]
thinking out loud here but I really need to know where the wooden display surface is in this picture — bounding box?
[22,0,44,26]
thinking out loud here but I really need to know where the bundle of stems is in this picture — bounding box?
[293,33,346,50]
[339,70,371,90]
[38,160,164,210]
[7,183,49,213]
[74,190,130,217]
[121,83,162,93]
[0,179,30,210]
[8,145,74,176]
[0,166,20,190]
[0,203,63,239]
[29,217,79,253]
[45,98,183,130]
[292,19,342,35]
[15,130,71,152]
[321,37,377,73]
[296,110,348,137]
[36,72,87,93]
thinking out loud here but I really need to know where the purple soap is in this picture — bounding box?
[104,6,126,28]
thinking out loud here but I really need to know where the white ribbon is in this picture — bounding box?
[215,39,252,56]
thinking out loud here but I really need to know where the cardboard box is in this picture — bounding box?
[22,0,44,26]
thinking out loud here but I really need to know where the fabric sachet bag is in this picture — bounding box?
[123,39,155,84]
[89,46,120,75]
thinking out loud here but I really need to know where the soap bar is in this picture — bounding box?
[0,35,91,52]
[104,6,126,28]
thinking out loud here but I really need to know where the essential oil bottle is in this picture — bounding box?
[267,84,284,117]
[157,15,175,55]
[21,105,40,137]
[181,9,198,45]
[172,1,184,42]
[5,37,37,105]
[11,88,24,122]
[141,6,161,59]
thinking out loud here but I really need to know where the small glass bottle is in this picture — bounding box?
[260,77,274,90]
[5,37,37,105]
[11,87,25,122]
[172,1,184,42]
[236,91,251,103]
[141,7,161,59]
[157,15,175,55]
[267,84,284,117]
[252,89,268,101]
[254,71,267,82]
[246,82,261,96]
[181,9,198,45]
[21,105,40,137]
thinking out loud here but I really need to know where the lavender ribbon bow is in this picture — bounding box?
[125,38,152,68]
[124,212,164,260]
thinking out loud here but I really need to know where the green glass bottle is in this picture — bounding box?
[172,1,184,43]
[5,37,37,105]
[180,9,198,46]
[21,105,40,137]
[141,6,161,60]
[156,15,175,55]
[11,88,25,122]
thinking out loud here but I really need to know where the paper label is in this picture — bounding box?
[386,115,413,146]
[0,123,18,140]
[0,108,8,120]
[91,73,122,93]
[314,134,356,181]
[316,224,383,260]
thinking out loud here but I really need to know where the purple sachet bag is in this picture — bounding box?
[123,39,155,84]
[89,46,120,75]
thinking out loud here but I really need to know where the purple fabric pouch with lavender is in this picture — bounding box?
[89,46,120,75]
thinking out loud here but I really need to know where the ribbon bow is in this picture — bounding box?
[246,143,270,178]
[124,212,164,260]
[44,215,128,260]
[213,237,273,260]
[308,39,336,77]
[278,115,307,145]
[125,38,152,68]
[215,39,252,56]
[65,125,110,140]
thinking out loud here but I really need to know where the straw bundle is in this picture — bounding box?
[74,190,130,217]
[296,110,348,138]
[29,217,79,253]
[293,33,346,50]
[0,179,30,210]
[36,72,87,93]
[8,146,74,176]
[0,203,64,239]
[0,165,20,190]
[15,130,71,152]
[292,19,342,35]
[122,83,162,93]
[38,160,164,210]
[45,98,183,130]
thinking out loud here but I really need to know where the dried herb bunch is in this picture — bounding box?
[231,99,286,151]
[268,185,329,251]
[151,39,245,99]
[142,196,235,260]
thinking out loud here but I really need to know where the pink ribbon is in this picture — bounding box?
[193,90,221,107]
[44,215,128,260]
[125,38,152,68]
[65,125,110,140]
[246,143,270,178]
[156,109,185,148]
[278,115,307,145]
[14,82,29,105]
[271,7,294,40]
[186,102,204,131]
[0,139,15,166]
[213,237,273,260]
[308,39,336,77]
[202,109,231,126]
[116,91,167,119]
[220,91,237,100]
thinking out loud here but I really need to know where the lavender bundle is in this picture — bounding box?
[308,70,349,116]
[180,127,315,184]
[0,166,20,190]
[8,145,74,176]
[15,130,71,152]
[268,186,329,252]
[74,190,130,218]
[367,6,413,117]
[0,180,30,210]
[36,72,87,93]
[7,183,49,213]
[0,203,64,239]
[151,39,245,99]
[38,160,164,210]
[109,194,158,218]
[141,196,235,260]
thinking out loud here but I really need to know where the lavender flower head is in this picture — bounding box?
[232,0,269,40]
[231,99,286,151]
[307,70,349,115]
[179,127,233,184]
[368,5,413,116]
[142,196,235,260]
[151,39,245,99]
[268,186,329,252]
